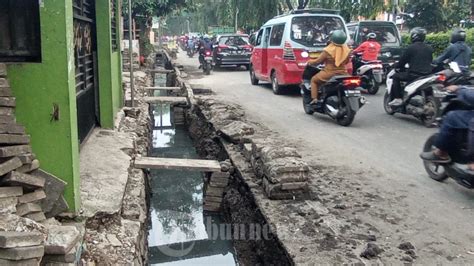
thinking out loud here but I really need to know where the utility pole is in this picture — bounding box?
[235,7,239,33]
[186,19,190,33]
[392,0,398,23]
[128,0,135,108]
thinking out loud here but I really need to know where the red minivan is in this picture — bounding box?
[249,9,351,94]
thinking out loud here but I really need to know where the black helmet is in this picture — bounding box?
[450,28,466,43]
[367,33,377,40]
[410,27,427,43]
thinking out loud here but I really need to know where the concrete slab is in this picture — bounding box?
[0,245,44,260]
[0,231,43,248]
[32,169,67,214]
[44,225,80,255]
[80,129,133,217]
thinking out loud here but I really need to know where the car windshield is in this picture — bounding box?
[358,25,399,46]
[219,36,249,46]
[291,16,345,47]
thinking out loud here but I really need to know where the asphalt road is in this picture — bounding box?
[177,53,474,263]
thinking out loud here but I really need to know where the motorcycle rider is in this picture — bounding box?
[187,37,195,54]
[389,27,434,106]
[197,34,213,68]
[420,85,474,169]
[433,28,472,75]
[352,32,382,74]
[308,30,351,105]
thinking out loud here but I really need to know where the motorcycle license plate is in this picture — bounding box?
[345,90,361,97]
[205,56,213,60]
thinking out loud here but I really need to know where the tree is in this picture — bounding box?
[405,0,446,32]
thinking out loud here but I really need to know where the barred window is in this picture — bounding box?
[111,0,118,51]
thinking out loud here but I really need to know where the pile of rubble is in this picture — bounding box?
[195,97,310,200]
[0,64,83,264]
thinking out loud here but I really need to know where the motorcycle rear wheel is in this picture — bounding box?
[367,77,379,95]
[383,91,395,115]
[336,97,355,126]
[423,134,449,181]
[302,92,314,115]
[421,96,440,128]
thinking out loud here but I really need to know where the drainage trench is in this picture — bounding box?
[146,53,290,265]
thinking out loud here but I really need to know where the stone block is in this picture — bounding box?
[264,157,309,184]
[0,78,9,88]
[0,213,47,235]
[203,201,221,212]
[16,160,40,173]
[0,108,13,116]
[281,182,308,191]
[205,196,223,203]
[18,153,35,164]
[0,124,26,135]
[0,134,30,144]
[263,178,309,200]
[0,88,12,97]
[23,212,46,222]
[205,186,225,197]
[18,190,46,204]
[0,231,43,248]
[44,196,68,219]
[4,171,45,188]
[32,170,67,214]
[209,180,228,188]
[0,258,41,265]
[44,225,80,255]
[218,121,255,144]
[242,143,253,160]
[42,241,79,263]
[0,64,6,77]
[0,197,18,213]
[16,203,42,217]
[0,145,32,158]
[0,115,15,124]
[260,146,301,163]
[0,245,44,260]
[0,157,22,176]
[0,97,15,107]
[0,186,23,198]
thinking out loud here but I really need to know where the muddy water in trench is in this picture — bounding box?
[147,74,237,265]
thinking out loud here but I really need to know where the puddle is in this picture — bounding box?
[147,73,237,265]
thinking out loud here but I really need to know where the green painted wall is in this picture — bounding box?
[7,0,80,210]
[96,0,123,128]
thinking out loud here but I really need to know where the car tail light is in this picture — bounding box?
[283,41,296,61]
[205,51,211,56]
[437,74,446,82]
[218,45,228,52]
[343,78,361,87]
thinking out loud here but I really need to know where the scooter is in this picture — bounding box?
[353,54,384,95]
[301,64,366,126]
[202,50,213,75]
[186,46,194,58]
[421,89,474,188]
[384,67,444,127]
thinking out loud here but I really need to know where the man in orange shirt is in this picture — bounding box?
[352,33,381,74]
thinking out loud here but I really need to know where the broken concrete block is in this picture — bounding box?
[18,190,46,204]
[23,212,46,222]
[16,203,42,217]
[32,170,67,214]
[218,121,255,144]
[106,234,122,247]
[203,201,221,212]
[0,186,23,198]
[205,186,225,197]
[0,258,41,265]
[0,197,18,213]
[4,171,45,188]
[0,78,9,88]
[0,115,15,124]
[0,245,44,260]
[263,178,309,200]
[0,97,15,107]
[0,214,47,236]
[42,242,78,263]
[0,157,22,175]
[44,225,80,255]
[0,64,6,77]
[16,159,40,173]
[18,153,35,164]
[281,182,308,191]
[0,124,26,135]
[0,145,32,158]
[0,134,30,144]
[205,196,223,203]
[0,231,43,248]
[242,143,253,160]
[260,146,301,163]
[44,196,69,219]
[263,157,309,184]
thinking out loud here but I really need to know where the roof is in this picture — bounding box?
[347,20,397,27]
[217,34,249,38]
[263,12,344,27]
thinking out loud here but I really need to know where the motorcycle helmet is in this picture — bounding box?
[410,27,427,43]
[330,30,347,45]
[203,34,210,40]
[367,33,377,40]
[450,28,467,43]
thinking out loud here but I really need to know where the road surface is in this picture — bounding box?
[177,52,474,263]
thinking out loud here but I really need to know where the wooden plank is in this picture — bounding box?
[134,157,221,172]
[144,96,187,105]
[143,86,181,91]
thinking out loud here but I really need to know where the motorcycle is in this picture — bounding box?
[384,66,444,127]
[202,50,213,75]
[353,54,384,95]
[301,64,366,126]
[421,89,474,188]
[186,46,194,58]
